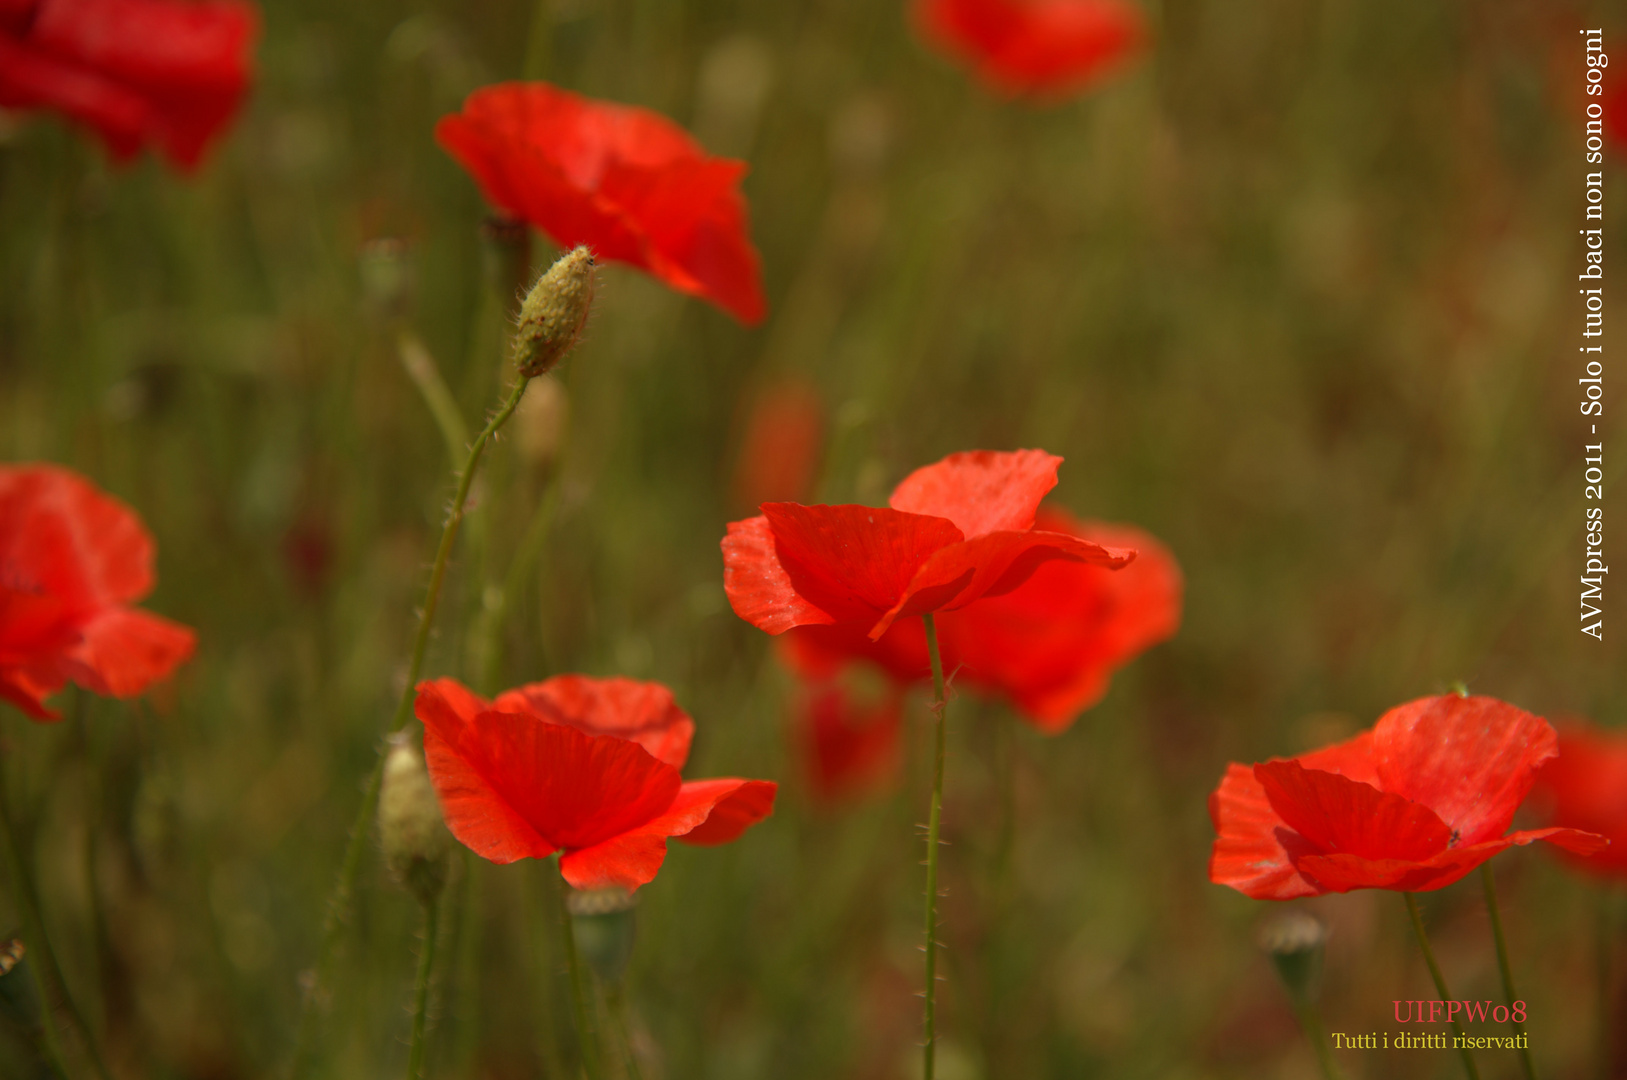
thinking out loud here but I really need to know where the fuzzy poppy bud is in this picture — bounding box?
[513,246,595,378]
[1256,910,1326,1003]
[379,734,451,906]
[567,886,637,983]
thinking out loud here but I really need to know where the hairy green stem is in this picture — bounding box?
[921,613,948,1080]
[290,376,531,1078]
[1404,893,1480,1080]
[406,896,441,1080]
[554,863,602,1080]
[1479,866,1535,1080]
[0,755,109,1080]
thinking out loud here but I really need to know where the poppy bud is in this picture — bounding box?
[513,246,595,378]
[515,375,570,473]
[379,734,451,906]
[567,887,637,983]
[1256,910,1326,1003]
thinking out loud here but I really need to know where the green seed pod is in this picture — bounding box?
[513,246,595,378]
[1257,909,1327,1004]
[379,734,451,906]
[567,887,637,983]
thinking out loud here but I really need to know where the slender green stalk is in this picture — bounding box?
[290,376,532,1079]
[399,333,471,466]
[921,613,949,1080]
[1288,997,1346,1080]
[1479,866,1535,1080]
[606,982,644,1080]
[406,896,441,1080]
[554,862,603,1080]
[1403,893,1480,1080]
[0,755,109,1080]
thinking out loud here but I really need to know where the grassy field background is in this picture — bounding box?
[2,1,1624,1077]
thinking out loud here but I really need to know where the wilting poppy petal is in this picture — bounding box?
[1532,723,1627,877]
[887,449,1061,538]
[495,674,694,768]
[0,0,256,170]
[436,82,766,324]
[1371,695,1557,847]
[915,0,1146,100]
[0,464,194,721]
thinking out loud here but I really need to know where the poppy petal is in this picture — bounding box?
[62,607,194,698]
[915,0,1145,100]
[1372,695,1558,847]
[797,684,903,803]
[1207,763,1322,900]
[0,668,64,721]
[0,34,149,160]
[0,464,154,608]
[887,449,1062,538]
[754,503,965,629]
[558,777,775,891]
[1254,760,1452,862]
[1533,724,1627,877]
[1297,827,1609,894]
[721,514,842,635]
[417,681,682,858]
[494,674,694,768]
[677,778,778,845]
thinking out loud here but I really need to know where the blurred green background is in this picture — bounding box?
[2,0,1625,1077]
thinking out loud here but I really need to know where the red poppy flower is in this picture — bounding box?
[1531,723,1627,879]
[436,82,766,325]
[1605,81,1627,153]
[782,510,1179,734]
[1208,694,1609,900]
[914,0,1146,100]
[416,675,777,893]
[0,464,196,721]
[798,683,903,804]
[732,378,825,512]
[0,0,257,171]
[723,449,1137,652]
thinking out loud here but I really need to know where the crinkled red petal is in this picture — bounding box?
[675,778,778,845]
[721,514,841,635]
[1372,694,1557,847]
[887,449,1061,539]
[495,674,694,768]
[1297,827,1609,894]
[417,679,681,860]
[0,464,154,608]
[1207,762,1322,900]
[62,607,194,698]
[0,34,148,159]
[1254,760,1452,862]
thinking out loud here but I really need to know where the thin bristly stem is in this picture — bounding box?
[291,376,532,1079]
[1479,866,1535,1080]
[554,862,603,1080]
[921,612,948,1080]
[0,754,109,1080]
[406,896,441,1080]
[1404,893,1480,1080]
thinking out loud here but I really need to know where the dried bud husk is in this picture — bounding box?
[567,887,637,983]
[1257,909,1327,1003]
[379,734,451,906]
[513,246,595,378]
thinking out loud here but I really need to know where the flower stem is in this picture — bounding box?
[399,332,471,466]
[1479,866,1535,1080]
[1288,996,1346,1080]
[291,376,532,1079]
[1403,893,1480,1080]
[0,755,110,1080]
[406,895,441,1080]
[606,981,644,1080]
[554,862,603,1080]
[921,612,948,1080]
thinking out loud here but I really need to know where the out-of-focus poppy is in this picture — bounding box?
[416,675,777,892]
[722,449,1137,645]
[798,683,902,804]
[914,0,1146,100]
[1209,694,1608,900]
[0,0,257,170]
[436,81,767,325]
[1603,81,1626,152]
[1531,722,1627,879]
[731,378,825,511]
[783,510,1179,734]
[0,464,196,720]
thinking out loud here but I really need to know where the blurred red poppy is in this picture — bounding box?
[732,378,825,511]
[798,683,903,803]
[0,0,257,170]
[436,82,767,325]
[722,449,1137,646]
[1531,722,1627,879]
[914,0,1146,100]
[1605,81,1627,152]
[417,675,777,892]
[783,510,1179,734]
[1209,694,1608,899]
[0,464,196,721]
